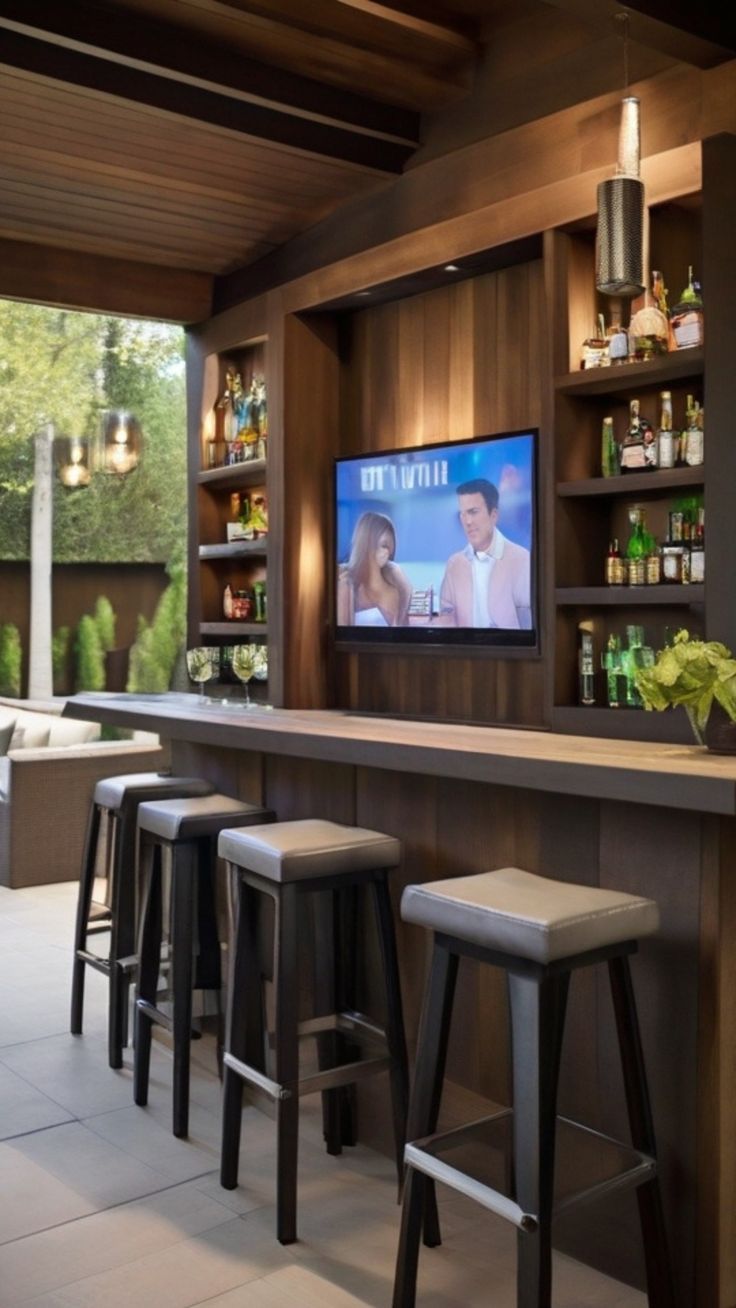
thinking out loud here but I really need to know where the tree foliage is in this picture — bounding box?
[52,626,71,694]
[93,596,116,652]
[0,301,186,564]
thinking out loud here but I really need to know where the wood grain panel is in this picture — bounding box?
[337,262,546,725]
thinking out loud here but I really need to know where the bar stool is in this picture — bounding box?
[71,771,215,1069]
[218,818,409,1245]
[133,793,275,1138]
[392,867,675,1308]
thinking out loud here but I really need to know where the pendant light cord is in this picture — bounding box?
[616,9,630,93]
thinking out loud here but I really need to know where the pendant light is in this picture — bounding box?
[595,11,645,298]
[55,434,92,488]
[98,409,142,476]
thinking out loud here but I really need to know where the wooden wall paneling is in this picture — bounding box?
[281,311,340,707]
[576,800,703,1296]
[448,278,475,439]
[697,814,736,1308]
[421,285,452,445]
[396,295,426,448]
[702,134,736,656]
[169,740,265,808]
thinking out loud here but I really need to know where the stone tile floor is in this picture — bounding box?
[0,882,647,1307]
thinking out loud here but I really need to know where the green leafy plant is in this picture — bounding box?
[635,629,736,744]
[0,623,22,697]
[93,596,116,652]
[74,615,106,692]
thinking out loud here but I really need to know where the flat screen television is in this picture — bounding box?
[334,429,538,649]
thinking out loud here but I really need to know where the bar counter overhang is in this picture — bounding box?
[65,692,736,1306]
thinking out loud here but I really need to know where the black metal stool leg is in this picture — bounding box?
[313,889,343,1156]
[372,872,409,1189]
[133,838,162,1108]
[393,938,458,1308]
[71,802,102,1036]
[221,873,264,1190]
[172,842,197,1138]
[108,806,138,1069]
[508,969,569,1308]
[608,955,676,1308]
[274,883,300,1244]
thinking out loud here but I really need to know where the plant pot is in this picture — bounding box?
[704,702,736,754]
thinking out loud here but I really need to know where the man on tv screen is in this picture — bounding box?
[436,478,531,629]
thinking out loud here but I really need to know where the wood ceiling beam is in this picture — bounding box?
[0,237,213,322]
[541,0,735,68]
[218,0,476,54]
[0,1,418,169]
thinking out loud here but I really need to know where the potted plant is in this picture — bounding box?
[635,629,736,750]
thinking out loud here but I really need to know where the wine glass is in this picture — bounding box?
[231,643,259,708]
[186,646,218,700]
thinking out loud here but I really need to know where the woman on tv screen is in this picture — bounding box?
[336,510,413,627]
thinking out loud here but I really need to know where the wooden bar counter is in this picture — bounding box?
[66,693,736,1306]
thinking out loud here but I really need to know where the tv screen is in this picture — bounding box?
[334,430,538,649]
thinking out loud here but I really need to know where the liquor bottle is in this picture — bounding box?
[620,399,655,472]
[690,519,705,584]
[651,270,676,351]
[580,314,608,369]
[605,539,625,586]
[578,622,595,706]
[625,505,648,585]
[602,634,624,708]
[657,391,674,469]
[223,583,233,620]
[684,397,704,467]
[601,416,618,478]
[606,309,629,366]
[622,625,655,708]
[671,266,704,349]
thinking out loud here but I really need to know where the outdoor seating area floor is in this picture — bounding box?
[0,882,647,1307]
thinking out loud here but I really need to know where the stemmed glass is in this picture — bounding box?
[186,647,219,701]
[231,643,260,708]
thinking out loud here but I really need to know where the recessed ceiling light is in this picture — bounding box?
[355,290,371,297]
[444,264,461,272]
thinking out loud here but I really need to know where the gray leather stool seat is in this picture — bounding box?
[218,818,409,1245]
[393,867,675,1308]
[71,771,215,1069]
[134,793,274,1138]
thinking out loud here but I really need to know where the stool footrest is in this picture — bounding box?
[294,1009,386,1046]
[136,997,173,1033]
[223,1049,393,1102]
[223,1052,291,1101]
[407,1111,658,1231]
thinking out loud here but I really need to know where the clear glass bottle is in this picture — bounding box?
[605,538,625,586]
[690,520,705,583]
[578,622,595,706]
[602,633,624,708]
[628,273,669,361]
[684,396,704,467]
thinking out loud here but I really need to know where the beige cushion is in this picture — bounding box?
[401,867,659,964]
[94,771,214,811]
[0,717,15,756]
[0,709,51,750]
[138,794,273,842]
[47,718,101,748]
[218,818,400,884]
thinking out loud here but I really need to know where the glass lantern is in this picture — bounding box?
[98,410,142,476]
[55,434,92,488]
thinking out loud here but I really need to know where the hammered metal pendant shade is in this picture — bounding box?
[596,95,645,297]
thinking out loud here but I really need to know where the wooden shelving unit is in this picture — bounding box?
[557,466,704,498]
[200,622,268,638]
[197,459,266,489]
[198,541,267,561]
[555,585,704,607]
[555,348,703,396]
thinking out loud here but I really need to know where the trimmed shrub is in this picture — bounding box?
[93,596,116,653]
[52,626,71,694]
[74,615,106,692]
[0,623,22,697]
[127,562,187,693]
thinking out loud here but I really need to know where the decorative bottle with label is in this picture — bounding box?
[601,416,618,478]
[657,391,674,469]
[620,399,655,472]
[625,505,648,584]
[578,622,595,706]
[683,396,704,467]
[671,266,704,349]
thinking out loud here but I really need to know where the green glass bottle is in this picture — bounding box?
[601,416,618,478]
[625,505,648,585]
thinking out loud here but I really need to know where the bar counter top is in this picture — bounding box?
[65,692,736,816]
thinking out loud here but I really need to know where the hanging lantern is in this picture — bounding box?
[98,409,142,476]
[596,95,645,298]
[55,434,92,488]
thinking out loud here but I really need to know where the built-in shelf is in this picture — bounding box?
[197,459,266,489]
[200,622,268,638]
[556,349,704,396]
[551,705,692,743]
[555,585,704,607]
[557,467,705,498]
[199,541,268,560]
